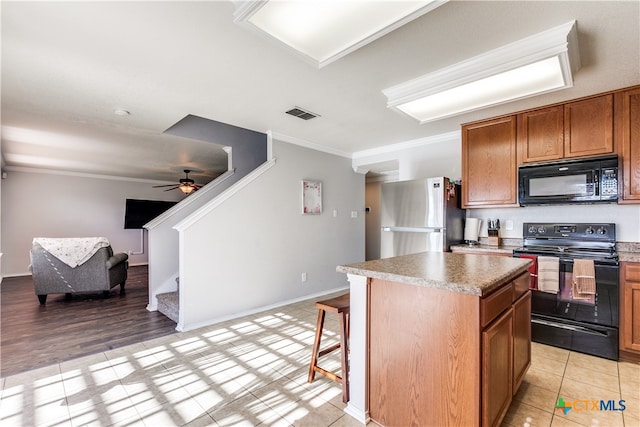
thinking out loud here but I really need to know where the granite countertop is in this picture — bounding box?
[337,252,531,297]
[450,244,519,255]
[619,251,640,263]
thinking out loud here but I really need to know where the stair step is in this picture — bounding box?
[156,291,179,323]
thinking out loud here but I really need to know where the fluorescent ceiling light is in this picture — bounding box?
[383,21,581,123]
[233,0,447,68]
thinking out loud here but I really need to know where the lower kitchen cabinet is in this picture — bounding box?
[513,291,532,390]
[620,262,640,361]
[482,307,513,427]
[368,272,531,426]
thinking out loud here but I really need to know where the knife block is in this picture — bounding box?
[487,229,501,247]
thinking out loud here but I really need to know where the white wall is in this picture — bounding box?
[1,170,184,276]
[469,204,640,243]
[353,131,462,182]
[175,140,365,331]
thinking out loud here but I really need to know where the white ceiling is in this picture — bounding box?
[2,1,639,185]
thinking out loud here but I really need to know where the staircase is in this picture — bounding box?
[156,277,179,323]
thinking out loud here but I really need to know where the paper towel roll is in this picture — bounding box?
[464,218,481,242]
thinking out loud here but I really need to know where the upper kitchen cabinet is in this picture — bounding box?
[564,94,614,158]
[462,116,519,208]
[518,95,614,164]
[615,86,640,203]
[517,105,564,164]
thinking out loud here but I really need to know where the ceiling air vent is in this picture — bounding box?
[285,106,320,120]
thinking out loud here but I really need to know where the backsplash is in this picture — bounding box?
[467,203,640,243]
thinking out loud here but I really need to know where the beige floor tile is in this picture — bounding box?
[532,343,570,363]
[2,364,62,390]
[68,396,140,427]
[567,352,619,377]
[183,412,219,427]
[532,353,568,377]
[560,377,621,402]
[549,415,587,427]
[281,399,346,427]
[624,410,640,427]
[524,366,564,394]
[513,381,559,413]
[503,399,553,426]
[618,362,640,392]
[563,364,620,394]
[621,392,640,425]
[208,393,282,427]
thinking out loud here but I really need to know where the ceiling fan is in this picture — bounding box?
[153,169,202,194]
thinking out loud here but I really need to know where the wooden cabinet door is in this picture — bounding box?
[615,87,640,202]
[462,116,518,208]
[564,94,614,158]
[517,106,564,164]
[368,279,480,427]
[512,291,531,393]
[621,263,640,353]
[482,307,513,427]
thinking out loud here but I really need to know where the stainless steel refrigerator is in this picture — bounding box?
[380,177,465,258]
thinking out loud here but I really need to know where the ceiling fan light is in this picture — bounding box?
[179,184,196,194]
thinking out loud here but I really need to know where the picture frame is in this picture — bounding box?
[302,180,322,215]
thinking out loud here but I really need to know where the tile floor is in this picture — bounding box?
[1,296,638,427]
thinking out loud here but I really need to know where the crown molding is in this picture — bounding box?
[270,131,352,158]
[352,130,460,159]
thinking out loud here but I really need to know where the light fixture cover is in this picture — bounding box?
[233,0,447,68]
[383,20,581,123]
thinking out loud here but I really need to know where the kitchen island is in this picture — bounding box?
[337,252,532,427]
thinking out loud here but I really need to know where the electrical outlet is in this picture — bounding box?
[333,209,338,217]
[505,220,514,231]
[301,272,307,283]
[351,211,358,218]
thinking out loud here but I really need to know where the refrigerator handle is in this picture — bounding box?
[382,226,446,233]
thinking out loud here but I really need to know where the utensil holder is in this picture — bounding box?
[487,229,501,246]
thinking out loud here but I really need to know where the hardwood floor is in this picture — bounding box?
[0,265,177,378]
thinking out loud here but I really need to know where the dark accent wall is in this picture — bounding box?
[164,114,268,177]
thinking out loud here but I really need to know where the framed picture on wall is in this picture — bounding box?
[302,180,322,214]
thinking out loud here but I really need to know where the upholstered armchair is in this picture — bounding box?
[29,238,129,304]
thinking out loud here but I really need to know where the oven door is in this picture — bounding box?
[530,258,619,328]
[531,313,619,360]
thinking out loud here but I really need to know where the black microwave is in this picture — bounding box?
[518,155,619,205]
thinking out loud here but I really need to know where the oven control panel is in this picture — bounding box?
[523,223,616,241]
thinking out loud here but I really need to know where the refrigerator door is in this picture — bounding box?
[380,178,446,258]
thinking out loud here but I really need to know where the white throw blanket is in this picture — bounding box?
[33,237,110,268]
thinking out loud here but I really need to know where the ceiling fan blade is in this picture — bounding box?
[153,184,181,188]
[163,186,180,191]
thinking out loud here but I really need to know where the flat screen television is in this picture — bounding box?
[124,199,178,229]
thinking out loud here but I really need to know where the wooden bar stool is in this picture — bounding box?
[307,292,350,403]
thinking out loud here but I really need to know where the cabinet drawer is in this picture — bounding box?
[481,284,514,328]
[513,273,530,301]
[624,263,640,281]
